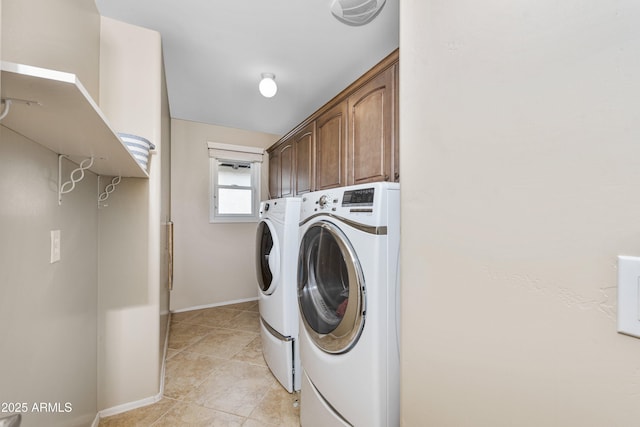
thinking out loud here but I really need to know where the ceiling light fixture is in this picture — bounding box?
[330,0,386,26]
[259,73,277,98]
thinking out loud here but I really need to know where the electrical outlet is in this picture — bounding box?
[50,230,61,263]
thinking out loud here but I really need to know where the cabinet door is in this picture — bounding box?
[294,122,315,195]
[279,139,295,197]
[347,66,394,185]
[268,150,280,199]
[316,102,347,190]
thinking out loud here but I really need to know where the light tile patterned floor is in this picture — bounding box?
[99,301,300,426]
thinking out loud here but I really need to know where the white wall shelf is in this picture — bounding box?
[0,61,148,178]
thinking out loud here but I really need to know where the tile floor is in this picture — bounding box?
[99,301,300,426]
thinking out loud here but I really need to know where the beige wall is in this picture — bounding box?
[400,1,640,425]
[2,0,100,99]
[0,1,101,426]
[158,47,172,379]
[98,16,168,411]
[170,119,279,311]
[0,129,99,427]
[1,1,169,419]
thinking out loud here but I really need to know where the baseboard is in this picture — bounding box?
[171,296,258,313]
[98,394,163,419]
[95,313,172,421]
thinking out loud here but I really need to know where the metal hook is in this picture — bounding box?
[0,99,12,121]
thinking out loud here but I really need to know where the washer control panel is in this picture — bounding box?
[315,193,340,211]
[299,183,397,225]
[311,187,376,212]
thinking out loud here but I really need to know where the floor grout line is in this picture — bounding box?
[100,302,299,426]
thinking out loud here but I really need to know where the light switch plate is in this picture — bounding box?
[617,255,640,338]
[50,230,61,263]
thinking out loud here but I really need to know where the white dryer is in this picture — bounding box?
[256,197,302,392]
[297,182,400,427]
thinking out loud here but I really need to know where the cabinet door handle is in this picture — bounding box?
[384,174,390,181]
[394,172,400,181]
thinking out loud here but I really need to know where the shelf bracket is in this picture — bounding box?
[98,175,122,208]
[58,155,94,205]
[0,99,12,121]
[0,97,43,122]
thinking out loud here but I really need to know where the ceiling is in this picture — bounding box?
[95,0,399,137]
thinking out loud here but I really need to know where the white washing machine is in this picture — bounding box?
[256,197,302,392]
[297,182,400,427]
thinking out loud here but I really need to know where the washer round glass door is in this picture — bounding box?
[298,220,365,354]
[256,220,280,294]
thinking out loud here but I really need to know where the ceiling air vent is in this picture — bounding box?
[330,0,386,26]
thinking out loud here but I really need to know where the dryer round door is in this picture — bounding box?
[298,220,365,354]
[256,219,280,294]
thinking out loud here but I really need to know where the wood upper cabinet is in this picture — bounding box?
[268,150,280,198]
[267,123,315,198]
[267,49,399,197]
[316,102,347,190]
[294,122,315,195]
[278,138,295,197]
[347,64,396,185]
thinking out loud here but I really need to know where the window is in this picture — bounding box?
[208,142,263,223]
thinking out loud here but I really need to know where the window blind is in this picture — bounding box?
[207,142,264,163]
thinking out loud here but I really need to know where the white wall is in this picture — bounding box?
[400,1,640,425]
[98,16,169,410]
[170,119,279,311]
